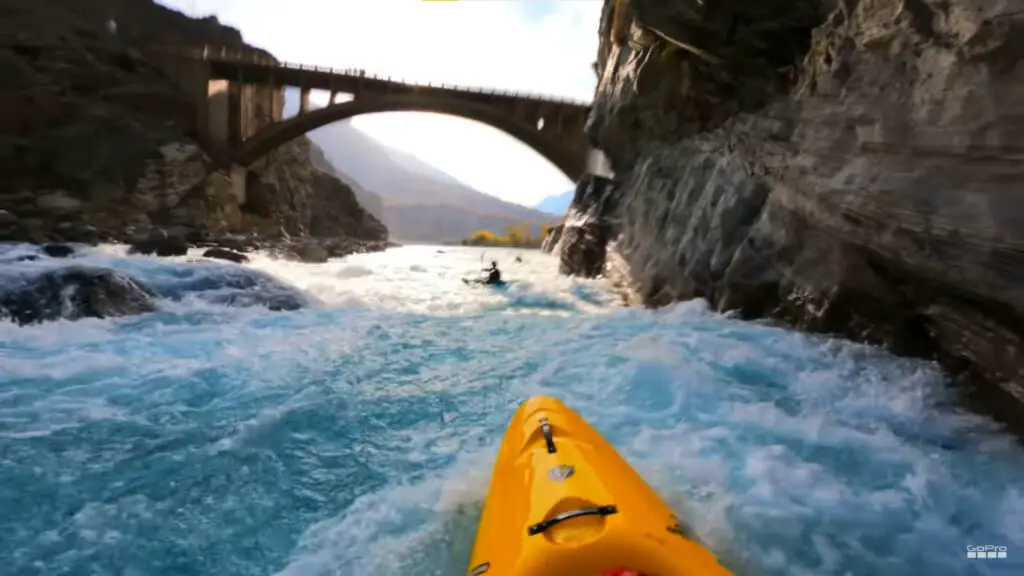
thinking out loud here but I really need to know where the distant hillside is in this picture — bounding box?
[307,142,385,222]
[282,91,560,243]
[535,189,574,215]
[382,204,553,244]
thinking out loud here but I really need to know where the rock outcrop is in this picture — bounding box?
[565,0,1024,426]
[0,266,158,325]
[540,224,563,253]
[1,0,387,258]
[0,259,319,325]
[552,175,620,278]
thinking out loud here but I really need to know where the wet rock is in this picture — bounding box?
[557,175,618,278]
[128,234,189,257]
[0,265,157,325]
[211,234,252,253]
[320,237,386,258]
[128,240,186,257]
[202,247,248,264]
[540,224,563,253]
[41,243,75,258]
[289,242,328,264]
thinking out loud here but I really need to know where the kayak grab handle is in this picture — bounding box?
[528,505,618,536]
[539,418,557,453]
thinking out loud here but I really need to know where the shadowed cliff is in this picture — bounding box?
[556,0,1024,429]
[0,0,387,260]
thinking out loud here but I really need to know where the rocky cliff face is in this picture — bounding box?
[564,0,1024,426]
[0,0,387,255]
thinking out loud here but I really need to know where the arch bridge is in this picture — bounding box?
[150,46,593,194]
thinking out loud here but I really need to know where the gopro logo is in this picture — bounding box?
[966,545,1008,559]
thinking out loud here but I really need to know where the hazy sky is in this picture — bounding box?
[156,0,602,206]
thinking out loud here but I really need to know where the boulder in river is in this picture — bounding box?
[0,265,158,325]
[41,243,75,258]
[202,247,249,264]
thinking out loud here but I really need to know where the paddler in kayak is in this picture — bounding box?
[481,260,502,284]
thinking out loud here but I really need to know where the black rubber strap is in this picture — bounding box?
[539,418,556,453]
[527,505,618,536]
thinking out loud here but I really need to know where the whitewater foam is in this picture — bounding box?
[0,243,1021,575]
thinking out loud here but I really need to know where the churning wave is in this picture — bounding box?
[0,243,1021,576]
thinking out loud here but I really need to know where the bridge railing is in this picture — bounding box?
[146,44,591,107]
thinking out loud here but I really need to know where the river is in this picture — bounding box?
[0,244,1021,575]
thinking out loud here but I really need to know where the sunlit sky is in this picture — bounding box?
[156,0,602,207]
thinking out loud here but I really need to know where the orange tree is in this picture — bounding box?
[461,221,547,247]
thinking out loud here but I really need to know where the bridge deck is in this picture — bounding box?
[210,60,590,110]
[154,45,591,109]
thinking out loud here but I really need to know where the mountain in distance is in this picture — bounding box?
[281,91,560,244]
[535,189,575,216]
[306,142,385,221]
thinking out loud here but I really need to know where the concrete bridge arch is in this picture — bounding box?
[234,93,590,182]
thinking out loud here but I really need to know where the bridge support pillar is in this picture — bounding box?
[206,79,231,149]
[228,82,242,146]
[230,165,247,205]
[299,87,311,114]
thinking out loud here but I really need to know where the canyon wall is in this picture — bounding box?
[1,0,386,255]
[560,0,1024,425]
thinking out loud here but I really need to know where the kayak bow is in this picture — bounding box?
[467,395,733,576]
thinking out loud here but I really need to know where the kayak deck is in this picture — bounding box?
[468,396,733,576]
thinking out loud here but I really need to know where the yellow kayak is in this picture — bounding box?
[467,395,733,576]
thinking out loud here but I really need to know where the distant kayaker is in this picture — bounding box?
[482,261,502,284]
[514,255,523,263]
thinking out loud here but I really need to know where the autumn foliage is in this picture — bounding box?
[461,222,552,248]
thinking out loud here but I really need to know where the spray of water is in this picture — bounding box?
[587,148,615,179]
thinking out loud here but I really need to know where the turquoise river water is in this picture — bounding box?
[0,243,1021,576]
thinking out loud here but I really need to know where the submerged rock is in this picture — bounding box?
[0,266,157,325]
[41,243,75,258]
[563,0,1024,424]
[154,264,317,312]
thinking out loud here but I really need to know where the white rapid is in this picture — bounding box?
[0,243,1020,576]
